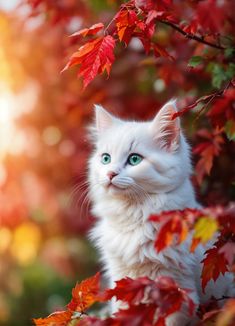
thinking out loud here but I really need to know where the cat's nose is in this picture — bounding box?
[107,171,118,181]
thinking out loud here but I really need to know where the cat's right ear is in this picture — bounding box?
[95,105,118,133]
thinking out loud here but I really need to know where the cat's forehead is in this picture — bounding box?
[97,121,149,153]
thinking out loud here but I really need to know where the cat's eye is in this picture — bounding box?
[101,153,111,164]
[127,153,143,166]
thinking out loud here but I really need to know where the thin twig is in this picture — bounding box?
[160,20,225,50]
[195,81,232,120]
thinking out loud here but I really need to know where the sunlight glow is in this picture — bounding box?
[0,83,38,158]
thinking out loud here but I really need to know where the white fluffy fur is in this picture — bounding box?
[88,102,234,325]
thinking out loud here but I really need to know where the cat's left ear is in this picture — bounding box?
[149,100,180,151]
[94,105,119,133]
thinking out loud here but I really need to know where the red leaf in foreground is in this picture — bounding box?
[201,247,228,292]
[152,215,188,252]
[104,275,195,322]
[104,277,148,304]
[113,303,156,326]
[78,305,156,326]
[70,23,104,38]
[33,310,73,326]
[67,272,101,312]
[62,36,115,89]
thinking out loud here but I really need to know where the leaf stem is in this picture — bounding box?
[159,20,225,50]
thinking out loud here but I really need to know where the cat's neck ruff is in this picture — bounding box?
[92,178,199,230]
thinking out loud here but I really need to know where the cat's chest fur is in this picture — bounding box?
[90,188,199,286]
[91,204,160,282]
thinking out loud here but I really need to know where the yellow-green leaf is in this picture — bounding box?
[194,216,218,243]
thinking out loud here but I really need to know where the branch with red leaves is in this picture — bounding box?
[33,272,195,326]
[62,0,234,90]
[159,20,225,50]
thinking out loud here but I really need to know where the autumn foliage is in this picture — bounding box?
[29,0,235,325]
[1,0,235,325]
[33,272,196,326]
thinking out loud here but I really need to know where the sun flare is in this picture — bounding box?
[0,83,38,158]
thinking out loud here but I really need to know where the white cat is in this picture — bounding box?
[88,101,234,325]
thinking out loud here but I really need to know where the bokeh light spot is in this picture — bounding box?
[42,126,62,146]
[11,222,41,265]
[0,228,12,253]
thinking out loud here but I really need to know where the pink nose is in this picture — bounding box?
[107,171,118,180]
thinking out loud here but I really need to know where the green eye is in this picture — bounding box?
[128,153,143,166]
[101,153,111,164]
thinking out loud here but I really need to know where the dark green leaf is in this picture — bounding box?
[188,56,203,68]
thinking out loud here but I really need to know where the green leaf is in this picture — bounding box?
[226,63,235,79]
[188,56,203,68]
[212,64,227,89]
[225,120,235,141]
[225,47,235,59]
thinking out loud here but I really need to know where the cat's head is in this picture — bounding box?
[88,101,192,202]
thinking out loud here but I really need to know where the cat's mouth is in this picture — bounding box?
[106,181,128,191]
[107,182,122,190]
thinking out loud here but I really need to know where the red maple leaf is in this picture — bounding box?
[62,35,115,88]
[33,310,73,326]
[104,275,195,322]
[67,272,101,312]
[193,128,224,184]
[207,88,235,128]
[104,277,148,304]
[115,8,138,45]
[150,214,188,252]
[70,23,104,38]
[201,245,229,292]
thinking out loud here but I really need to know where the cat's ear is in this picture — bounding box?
[149,100,180,151]
[94,105,118,133]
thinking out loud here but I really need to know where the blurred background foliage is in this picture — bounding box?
[0,0,234,325]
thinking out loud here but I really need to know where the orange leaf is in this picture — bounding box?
[67,272,101,312]
[33,310,73,326]
[154,216,188,252]
[70,23,104,38]
[115,9,138,45]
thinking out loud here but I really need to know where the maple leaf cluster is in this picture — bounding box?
[33,204,235,326]
[150,204,235,292]
[33,272,195,326]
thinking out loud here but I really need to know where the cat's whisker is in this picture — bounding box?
[69,180,90,198]
[69,182,90,209]
[69,182,100,218]
[130,183,155,206]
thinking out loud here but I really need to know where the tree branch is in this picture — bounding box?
[160,20,225,50]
